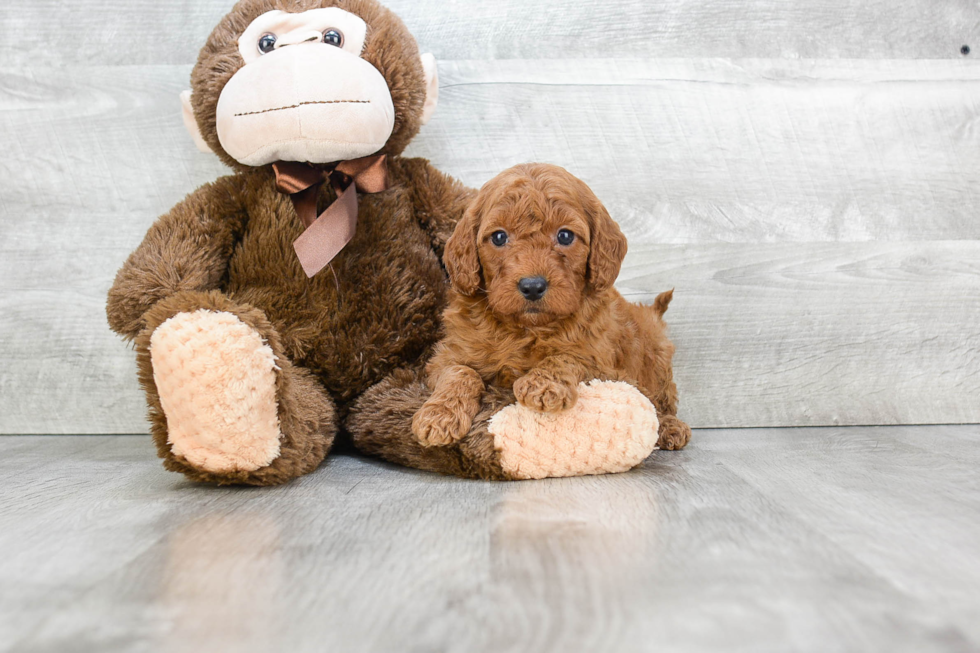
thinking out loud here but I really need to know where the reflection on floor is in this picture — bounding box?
[1,426,978,653]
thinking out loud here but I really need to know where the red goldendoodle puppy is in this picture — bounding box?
[412,163,691,451]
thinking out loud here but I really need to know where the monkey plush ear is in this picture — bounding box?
[419,53,439,125]
[180,90,214,154]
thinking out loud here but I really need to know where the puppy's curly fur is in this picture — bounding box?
[412,163,691,451]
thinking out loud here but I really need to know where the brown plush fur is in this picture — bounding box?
[413,164,691,451]
[107,0,477,484]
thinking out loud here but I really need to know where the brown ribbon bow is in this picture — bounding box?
[273,155,389,278]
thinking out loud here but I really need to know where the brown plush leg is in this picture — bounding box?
[137,290,337,486]
[347,368,512,480]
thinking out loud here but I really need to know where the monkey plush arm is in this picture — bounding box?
[394,157,476,258]
[106,175,248,340]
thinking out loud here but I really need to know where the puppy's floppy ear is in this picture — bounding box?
[585,194,628,293]
[444,202,482,295]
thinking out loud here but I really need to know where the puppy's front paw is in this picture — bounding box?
[657,414,692,450]
[412,400,472,447]
[514,369,578,413]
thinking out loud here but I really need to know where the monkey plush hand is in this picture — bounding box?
[108,0,661,485]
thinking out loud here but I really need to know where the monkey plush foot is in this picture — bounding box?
[138,291,337,486]
[489,380,659,480]
[149,309,282,474]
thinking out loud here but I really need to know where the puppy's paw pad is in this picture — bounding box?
[514,371,577,413]
[413,402,470,447]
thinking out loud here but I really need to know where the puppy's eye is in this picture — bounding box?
[556,229,575,246]
[490,230,508,247]
[258,33,277,54]
[323,29,344,47]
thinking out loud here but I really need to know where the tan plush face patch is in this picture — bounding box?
[215,8,394,166]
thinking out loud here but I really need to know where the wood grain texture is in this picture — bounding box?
[424,59,980,243]
[2,428,979,652]
[2,57,979,432]
[1,0,978,66]
[0,65,227,435]
[622,241,980,427]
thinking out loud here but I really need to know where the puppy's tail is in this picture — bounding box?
[652,289,674,318]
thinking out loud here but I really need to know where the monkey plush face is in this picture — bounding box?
[182,0,438,168]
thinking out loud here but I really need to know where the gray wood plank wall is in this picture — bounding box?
[1,1,978,433]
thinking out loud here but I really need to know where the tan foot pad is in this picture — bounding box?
[149,310,282,474]
[489,380,659,480]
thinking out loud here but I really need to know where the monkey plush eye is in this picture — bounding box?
[257,33,277,53]
[490,230,508,247]
[556,229,575,245]
[322,29,344,47]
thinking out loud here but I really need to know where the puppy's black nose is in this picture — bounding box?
[518,276,548,301]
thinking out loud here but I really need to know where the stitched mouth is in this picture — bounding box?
[234,100,371,117]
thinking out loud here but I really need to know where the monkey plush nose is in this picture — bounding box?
[518,276,548,301]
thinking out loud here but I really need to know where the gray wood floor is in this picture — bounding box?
[1,426,978,653]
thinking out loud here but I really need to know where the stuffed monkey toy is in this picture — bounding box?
[107,0,660,485]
